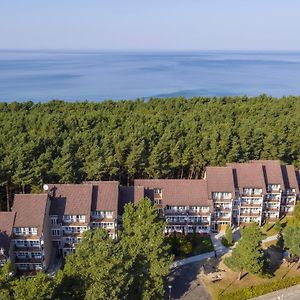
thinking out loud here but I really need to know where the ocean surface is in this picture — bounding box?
[1,50,300,102]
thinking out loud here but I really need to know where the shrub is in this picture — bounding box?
[217,275,300,300]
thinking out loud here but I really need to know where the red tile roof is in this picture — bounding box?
[90,181,119,212]
[282,165,300,194]
[0,212,15,255]
[250,160,285,188]
[227,163,266,194]
[134,179,210,207]
[12,194,48,236]
[48,184,92,220]
[205,167,236,199]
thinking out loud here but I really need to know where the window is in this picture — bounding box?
[14,227,21,234]
[106,211,113,218]
[51,229,60,237]
[51,217,58,225]
[154,199,161,205]
[154,188,162,194]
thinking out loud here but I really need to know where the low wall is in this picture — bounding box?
[171,251,215,269]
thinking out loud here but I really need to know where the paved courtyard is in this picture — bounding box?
[167,261,212,300]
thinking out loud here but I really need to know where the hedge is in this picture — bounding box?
[217,275,300,300]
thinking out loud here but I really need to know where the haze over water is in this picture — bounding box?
[1,50,300,102]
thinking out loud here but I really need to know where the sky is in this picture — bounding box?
[0,0,299,51]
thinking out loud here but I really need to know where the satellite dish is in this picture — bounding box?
[43,184,49,191]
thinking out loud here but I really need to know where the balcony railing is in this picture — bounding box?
[62,221,89,226]
[15,257,42,264]
[213,198,232,203]
[240,202,262,207]
[14,245,41,252]
[240,211,261,216]
[62,231,84,237]
[12,233,39,239]
[164,210,210,216]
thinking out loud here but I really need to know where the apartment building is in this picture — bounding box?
[0,159,299,273]
[0,212,15,267]
[47,182,119,257]
[205,167,236,231]
[90,181,119,239]
[11,194,52,275]
[48,184,93,257]
[134,180,212,234]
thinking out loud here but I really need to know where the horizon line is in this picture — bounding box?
[1,48,300,53]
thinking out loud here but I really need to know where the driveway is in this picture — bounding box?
[167,261,212,300]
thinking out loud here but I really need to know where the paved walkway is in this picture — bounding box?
[251,284,300,300]
[262,234,279,244]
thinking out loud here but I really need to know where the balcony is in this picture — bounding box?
[62,221,89,227]
[213,198,232,203]
[241,193,263,198]
[62,231,84,238]
[214,207,232,212]
[265,207,280,212]
[15,257,42,264]
[240,211,261,217]
[14,245,41,252]
[281,202,295,206]
[265,199,281,203]
[164,209,210,216]
[154,193,162,199]
[216,217,231,222]
[240,202,262,207]
[12,233,39,239]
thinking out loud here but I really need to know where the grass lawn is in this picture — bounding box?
[261,216,294,237]
[200,244,300,300]
[167,233,214,260]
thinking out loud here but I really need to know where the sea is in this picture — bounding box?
[1,50,300,102]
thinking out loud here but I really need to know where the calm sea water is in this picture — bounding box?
[1,50,300,102]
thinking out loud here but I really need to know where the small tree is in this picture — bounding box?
[224,225,234,246]
[283,225,300,268]
[273,219,282,233]
[224,223,266,280]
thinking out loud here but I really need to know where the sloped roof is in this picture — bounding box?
[281,165,300,194]
[134,179,210,206]
[48,184,92,220]
[0,212,15,255]
[227,163,266,193]
[12,194,48,236]
[119,186,145,214]
[251,160,285,188]
[205,167,236,199]
[91,181,119,212]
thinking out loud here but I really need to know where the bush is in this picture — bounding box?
[217,275,300,300]
[166,233,213,259]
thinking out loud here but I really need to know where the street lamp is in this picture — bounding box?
[168,285,172,300]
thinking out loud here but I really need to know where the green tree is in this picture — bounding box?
[224,225,234,246]
[55,229,129,300]
[0,262,11,300]
[121,198,173,300]
[224,223,266,280]
[273,219,282,233]
[283,225,300,268]
[12,272,54,300]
